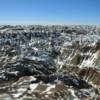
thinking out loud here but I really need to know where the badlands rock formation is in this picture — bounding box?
[0,25,100,100]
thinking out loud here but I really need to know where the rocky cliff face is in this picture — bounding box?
[0,25,100,100]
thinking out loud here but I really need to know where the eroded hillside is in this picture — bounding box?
[0,25,100,100]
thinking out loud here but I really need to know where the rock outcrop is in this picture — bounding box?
[0,25,100,99]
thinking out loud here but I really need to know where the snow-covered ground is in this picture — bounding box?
[0,25,100,99]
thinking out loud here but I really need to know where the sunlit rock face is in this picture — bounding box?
[0,25,100,99]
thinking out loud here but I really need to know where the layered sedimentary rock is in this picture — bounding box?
[0,25,100,99]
